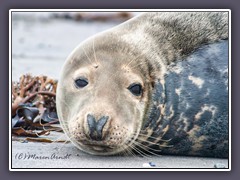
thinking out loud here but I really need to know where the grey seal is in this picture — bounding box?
[56,12,229,158]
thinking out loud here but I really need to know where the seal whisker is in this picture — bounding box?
[136,133,172,142]
[137,138,173,148]
[129,144,153,158]
[126,148,140,158]
[56,90,72,113]
[58,136,84,152]
[125,148,136,157]
[55,134,76,152]
[66,134,83,147]
[132,140,163,152]
[123,143,140,158]
[132,140,161,154]
[118,147,127,156]
[81,46,95,67]
[126,139,152,158]
[132,141,164,157]
[55,93,75,133]
[119,146,134,157]
[92,37,99,67]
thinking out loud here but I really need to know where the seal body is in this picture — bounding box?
[56,12,229,158]
[145,40,228,157]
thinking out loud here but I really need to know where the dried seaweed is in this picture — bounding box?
[11,74,62,138]
[26,137,70,143]
[12,127,49,137]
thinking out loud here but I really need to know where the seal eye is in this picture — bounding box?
[75,78,88,88]
[128,83,142,96]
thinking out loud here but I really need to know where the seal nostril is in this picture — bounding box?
[87,114,109,141]
[87,114,97,132]
[95,116,109,140]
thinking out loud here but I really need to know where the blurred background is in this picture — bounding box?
[12,12,141,81]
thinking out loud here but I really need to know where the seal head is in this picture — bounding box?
[56,35,154,155]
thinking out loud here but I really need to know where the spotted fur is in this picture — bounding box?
[140,40,228,158]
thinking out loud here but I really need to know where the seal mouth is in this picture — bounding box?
[82,141,116,152]
[85,144,114,152]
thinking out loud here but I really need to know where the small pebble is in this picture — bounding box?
[142,162,156,168]
[214,163,226,168]
[149,162,156,167]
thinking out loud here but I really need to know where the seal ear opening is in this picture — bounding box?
[149,75,156,89]
[147,72,157,89]
[150,80,155,89]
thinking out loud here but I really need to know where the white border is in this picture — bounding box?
[228,10,232,172]
[9,9,231,171]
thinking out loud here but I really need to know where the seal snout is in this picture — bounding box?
[87,114,109,141]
